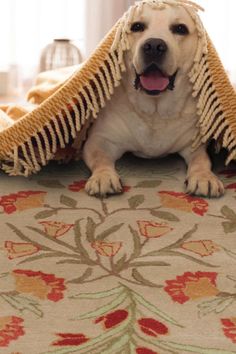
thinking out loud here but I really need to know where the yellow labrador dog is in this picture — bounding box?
[83,4,224,198]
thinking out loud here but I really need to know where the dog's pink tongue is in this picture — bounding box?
[140,70,169,91]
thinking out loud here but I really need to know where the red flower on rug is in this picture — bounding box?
[39,221,74,238]
[68,180,86,192]
[226,183,236,190]
[52,333,89,346]
[164,272,219,304]
[137,220,173,238]
[95,309,128,329]
[122,186,131,193]
[221,318,236,343]
[0,191,46,214]
[5,241,40,260]
[138,318,168,337]
[136,348,158,354]
[0,316,24,347]
[91,241,122,257]
[181,240,220,257]
[12,270,66,302]
[158,191,208,216]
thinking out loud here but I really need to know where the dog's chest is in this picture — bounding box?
[128,106,197,157]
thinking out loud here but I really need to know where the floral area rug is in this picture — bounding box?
[0,153,236,354]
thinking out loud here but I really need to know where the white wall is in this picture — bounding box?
[197,0,236,82]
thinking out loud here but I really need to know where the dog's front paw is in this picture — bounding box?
[185,171,224,198]
[85,169,123,197]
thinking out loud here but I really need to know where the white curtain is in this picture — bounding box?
[85,0,136,55]
[197,0,236,83]
[0,0,85,95]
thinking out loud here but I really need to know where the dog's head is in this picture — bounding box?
[125,4,199,96]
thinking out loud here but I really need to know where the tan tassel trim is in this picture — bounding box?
[54,115,66,147]
[34,134,46,166]
[191,33,236,164]
[59,111,71,144]
[70,99,81,131]
[64,105,77,138]
[46,123,57,154]
[93,76,106,108]
[27,139,41,172]
[40,129,53,161]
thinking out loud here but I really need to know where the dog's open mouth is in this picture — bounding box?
[134,64,177,96]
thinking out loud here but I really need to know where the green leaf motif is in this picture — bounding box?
[0,294,43,318]
[198,296,235,317]
[101,334,130,354]
[128,195,145,209]
[221,205,236,220]
[130,261,170,268]
[96,223,124,241]
[74,220,91,261]
[60,195,78,208]
[68,268,93,284]
[34,209,58,220]
[222,221,236,234]
[132,269,159,288]
[133,291,182,327]
[37,179,65,189]
[86,217,97,242]
[71,286,123,300]
[149,338,236,354]
[151,210,180,222]
[129,225,142,259]
[73,292,127,320]
[114,254,127,272]
[135,180,161,188]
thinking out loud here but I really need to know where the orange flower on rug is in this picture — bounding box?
[5,241,40,260]
[0,191,46,214]
[137,220,173,238]
[91,241,122,257]
[181,240,220,257]
[39,221,74,238]
[12,270,66,302]
[164,271,219,303]
[158,191,208,216]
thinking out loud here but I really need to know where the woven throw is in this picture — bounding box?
[0,0,236,176]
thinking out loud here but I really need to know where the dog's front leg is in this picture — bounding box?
[180,145,225,198]
[83,136,123,197]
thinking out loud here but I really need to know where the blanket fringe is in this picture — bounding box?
[1,46,127,176]
[191,36,236,164]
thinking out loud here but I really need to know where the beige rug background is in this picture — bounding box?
[0,153,236,354]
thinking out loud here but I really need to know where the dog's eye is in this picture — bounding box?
[130,22,146,33]
[171,24,189,36]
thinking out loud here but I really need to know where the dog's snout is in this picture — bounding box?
[142,38,168,61]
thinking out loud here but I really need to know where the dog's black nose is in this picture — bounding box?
[142,38,168,61]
